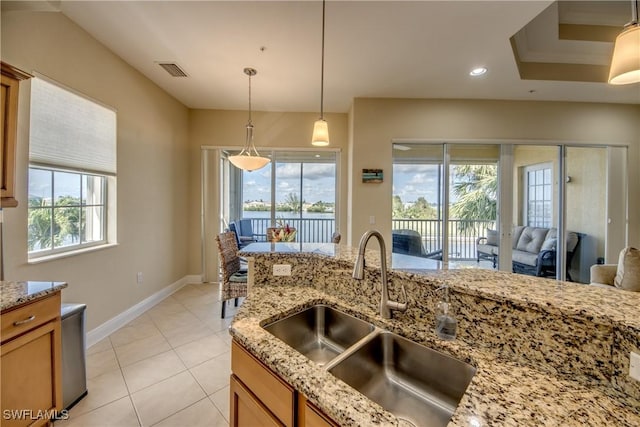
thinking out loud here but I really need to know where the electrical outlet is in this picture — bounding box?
[369,215,376,224]
[136,272,143,284]
[630,351,640,382]
[272,264,292,276]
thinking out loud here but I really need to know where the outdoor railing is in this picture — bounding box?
[244,217,494,259]
[393,219,496,260]
[246,217,336,243]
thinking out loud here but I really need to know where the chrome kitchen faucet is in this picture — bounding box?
[353,230,408,319]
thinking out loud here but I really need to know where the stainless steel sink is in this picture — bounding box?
[263,305,375,366]
[328,331,476,427]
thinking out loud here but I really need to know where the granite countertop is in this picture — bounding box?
[0,281,68,311]
[231,285,640,427]
[233,245,640,426]
[240,242,640,329]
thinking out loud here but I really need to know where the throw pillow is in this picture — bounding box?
[614,247,640,292]
[486,229,498,246]
[541,238,557,251]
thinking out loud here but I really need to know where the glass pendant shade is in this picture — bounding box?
[311,0,330,146]
[229,67,270,172]
[311,119,330,147]
[609,24,640,84]
[229,124,270,172]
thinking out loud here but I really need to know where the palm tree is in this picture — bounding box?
[450,164,497,232]
[283,192,302,214]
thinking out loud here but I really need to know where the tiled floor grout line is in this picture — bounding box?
[106,334,146,427]
[56,283,231,426]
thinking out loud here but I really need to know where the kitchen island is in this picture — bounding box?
[230,243,640,426]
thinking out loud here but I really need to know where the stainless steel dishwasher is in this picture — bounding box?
[61,303,88,410]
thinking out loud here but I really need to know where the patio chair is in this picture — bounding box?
[215,231,248,318]
[230,219,265,248]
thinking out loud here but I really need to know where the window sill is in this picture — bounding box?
[28,243,119,264]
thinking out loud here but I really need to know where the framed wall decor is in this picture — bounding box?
[362,169,383,183]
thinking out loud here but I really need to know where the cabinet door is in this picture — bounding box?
[298,395,338,427]
[231,341,294,426]
[230,375,283,427]
[0,73,19,208]
[1,320,62,427]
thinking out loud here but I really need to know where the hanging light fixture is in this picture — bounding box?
[311,0,330,146]
[608,0,640,85]
[229,68,271,172]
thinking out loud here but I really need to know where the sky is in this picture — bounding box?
[392,164,441,205]
[243,163,337,204]
[242,162,445,206]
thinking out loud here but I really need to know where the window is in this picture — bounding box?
[28,76,116,258]
[28,168,106,253]
[225,150,338,242]
[524,163,552,228]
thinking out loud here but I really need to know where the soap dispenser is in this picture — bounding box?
[435,284,457,340]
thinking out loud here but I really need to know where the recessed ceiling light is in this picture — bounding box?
[469,67,487,77]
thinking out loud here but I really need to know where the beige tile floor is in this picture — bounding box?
[56,283,236,427]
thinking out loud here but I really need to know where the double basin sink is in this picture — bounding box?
[263,304,476,427]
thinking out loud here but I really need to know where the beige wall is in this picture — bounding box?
[565,147,607,255]
[188,110,349,280]
[1,11,191,330]
[350,98,640,252]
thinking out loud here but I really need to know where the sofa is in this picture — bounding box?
[476,226,581,280]
[590,247,640,291]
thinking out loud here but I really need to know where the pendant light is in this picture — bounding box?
[608,0,640,85]
[229,68,271,172]
[311,0,330,146]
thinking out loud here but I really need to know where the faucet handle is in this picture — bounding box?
[387,284,409,313]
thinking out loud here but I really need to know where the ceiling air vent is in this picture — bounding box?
[157,62,188,77]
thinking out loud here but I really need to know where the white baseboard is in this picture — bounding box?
[86,274,203,348]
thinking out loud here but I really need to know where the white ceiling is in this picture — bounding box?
[21,1,640,111]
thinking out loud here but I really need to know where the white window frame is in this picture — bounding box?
[27,166,110,257]
[523,162,553,228]
[27,75,117,261]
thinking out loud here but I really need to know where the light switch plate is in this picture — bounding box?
[273,264,292,276]
[630,351,640,382]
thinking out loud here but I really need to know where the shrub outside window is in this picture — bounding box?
[28,168,106,255]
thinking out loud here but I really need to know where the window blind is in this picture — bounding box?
[29,76,117,175]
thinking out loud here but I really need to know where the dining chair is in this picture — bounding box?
[215,231,248,318]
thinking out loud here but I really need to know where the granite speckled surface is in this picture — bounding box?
[1,281,67,311]
[232,244,640,426]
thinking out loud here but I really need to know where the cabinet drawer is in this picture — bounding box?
[1,293,61,343]
[231,341,295,427]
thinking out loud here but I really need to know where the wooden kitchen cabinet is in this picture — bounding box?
[1,292,63,427]
[231,341,295,426]
[230,340,337,427]
[298,395,339,427]
[230,375,283,427]
[1,62,31,208]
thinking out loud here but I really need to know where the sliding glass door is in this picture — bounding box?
[223,149,338,243]
[448,145,499,266]
[392,142,627,282]
[392,143,499,269]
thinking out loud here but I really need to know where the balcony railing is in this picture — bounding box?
[392,219,496,260]
[246,217,336,243]
[244,217,495,260]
